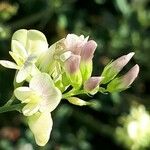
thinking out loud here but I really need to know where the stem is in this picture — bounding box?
[0,103,24,114]
[4,94,15,106]
[63,89,86,99]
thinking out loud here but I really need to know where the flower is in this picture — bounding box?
[14,73,62,116]
[0,29,48,83]
[107,64,139,92]
[63,34,98,87]
[101,52,135,84]
[14,73,62,146]
[84,76,104,94]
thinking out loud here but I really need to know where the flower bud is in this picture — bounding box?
[107,64,139,92]
[101,52,135,84]
[121,64,139,87]
[80,40,97,62]
[64,54,82,88]
[84,76,103,94]
[64,54,81,74]
[67,97,90,106]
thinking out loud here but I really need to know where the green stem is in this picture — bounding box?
[0,103,24,114]
[62,89,86,99]
[4,94,15,106]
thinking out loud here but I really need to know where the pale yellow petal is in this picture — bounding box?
[22,103,40,116]
[26,30,48,54]
[0,60,18,69]
[12,29,27,47]
[28,112,53,146]
[16,64,32,83]
[14,87,33,102]
[11,40,28,58]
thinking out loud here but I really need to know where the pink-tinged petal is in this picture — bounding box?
[64,34,87,55]
[111,52,135,73]
[81,40,97,61]
[101,52,135,84]
[107,64,139,92]
[122,64,139,87]
[29,73,62,112]
[64,54,81,74]
[39,87,62,112]
[84,76,103,91]
[29,73,54,94]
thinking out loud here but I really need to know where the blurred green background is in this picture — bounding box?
[0,0,150,150]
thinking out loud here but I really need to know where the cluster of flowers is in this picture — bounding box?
[0,29,139,146]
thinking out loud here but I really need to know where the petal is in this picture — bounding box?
[12,29,27,47]
[12,29,48,55]
[39,87,62,112]
[14,87,33,102]
[67,97,90,106]
[11,40,28,58]
[29,73,54,93]
[0,60,18,69]
[28,112,53,146]
[16,63,32,83]
[26,30,48,54]
[9,51,24,66]
[64,54,81,74]
[30,73,62,112]
[22,103,40,116]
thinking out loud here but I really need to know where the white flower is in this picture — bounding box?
[14,73,62,146]
[0,29,48,83]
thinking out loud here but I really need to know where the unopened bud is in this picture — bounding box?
[64,54,81,74]
[64,54,82,88]
[80,40,97,62]
[107,64,139,92]
[121,64,139,87]
[84,76,103,91]
[67,97,90,106]
[101,52,135,84]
